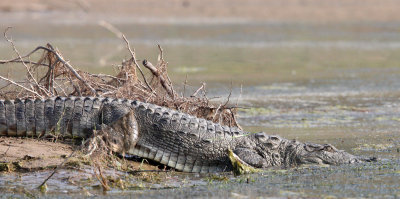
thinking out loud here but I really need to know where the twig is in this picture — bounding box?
[94,163,110,191]
[212,104,222,121]
[2,144,11,156]
[99,21,154,93]
[122,35,154,92]
[230,109,242,130]
[142,59,175,98]
[0,60,49,67]
[0,75,43,98]
[4,27,36,84]
[54,81,68,96]
[88,73,125,80]
[236,84,242,106]
[0,46,49,63]
[127,169,172,174]
[37,134,102,189]
[8,44,93,96]
[4,27,51,97]
[191,83,205,97]
[38,147,78,189]
[202,83,208,98]
[47,44,97,96]
[183,74,188,97]
[98,20,123,39]
[157,44,164,62]
[223,82,233,107]
[157,44,175,96]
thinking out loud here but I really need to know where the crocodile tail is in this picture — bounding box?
[0,97,95,137]
[0,96,137,138]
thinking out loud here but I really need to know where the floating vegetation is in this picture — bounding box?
[38,183,47,194]
[205,174,230,184]
[0,163,12,172]
[64,157,91,169]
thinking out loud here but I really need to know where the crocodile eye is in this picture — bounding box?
[269,136,281,141]
[323,144,336,152]
[304,143,323,152]
[255,132,268,142]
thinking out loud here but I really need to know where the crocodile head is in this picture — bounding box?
[251,132,376,167]
[295,142,377,165]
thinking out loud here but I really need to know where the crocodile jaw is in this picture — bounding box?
[295,143,375,165]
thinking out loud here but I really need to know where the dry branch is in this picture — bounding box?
[142,59,175,98]
[46,44,97,96]
[121,34,154,93]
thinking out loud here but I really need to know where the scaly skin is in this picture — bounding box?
[0,96,376,173]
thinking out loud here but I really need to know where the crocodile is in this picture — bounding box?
[0,96,376,173]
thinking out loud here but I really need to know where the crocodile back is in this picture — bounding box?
[129,101,249,173]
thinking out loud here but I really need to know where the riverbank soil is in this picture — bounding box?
[0,137,72,171]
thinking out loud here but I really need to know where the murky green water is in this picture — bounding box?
[0,13,399,198]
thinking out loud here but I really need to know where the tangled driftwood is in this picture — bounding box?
[0,28,240,128]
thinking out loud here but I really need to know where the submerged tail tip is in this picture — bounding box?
[357,156,378,163]
[365,156,378,162]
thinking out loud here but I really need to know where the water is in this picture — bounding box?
[0,12,399,198]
